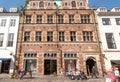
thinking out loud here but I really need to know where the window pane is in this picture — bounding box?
[59,32,64,42]
[36,15,42,23]
[116,18,120,25]
[83,31,93,42]
[36,31,42,41]
[70,31,76,42]
[105,33,116,49]
[26,15,31,23]
[10,19,16,27]
[47,32,53,41]
[0,34,4,46]
[0,19,6,27]
[7,33,14,47]
[102,18,111,25]
[24,32,30,41]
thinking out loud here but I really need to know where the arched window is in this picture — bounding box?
[71,1,76,7]
[39,2,44,7]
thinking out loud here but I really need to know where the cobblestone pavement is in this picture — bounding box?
[0,74,105,82]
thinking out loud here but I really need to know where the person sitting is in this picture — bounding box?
[80,70,87,80]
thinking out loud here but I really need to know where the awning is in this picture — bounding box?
[111,60,120,65]
[0,58,11,61]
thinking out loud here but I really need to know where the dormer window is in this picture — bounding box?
[115,8,120,12]
[71,1,76,7]
[39,2,44,7]
[100,8,106,12]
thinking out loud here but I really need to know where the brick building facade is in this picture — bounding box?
[16,0,104,76]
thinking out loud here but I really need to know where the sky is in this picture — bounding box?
[0,0,120,11]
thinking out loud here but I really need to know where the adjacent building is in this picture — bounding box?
[97,7,120,70]
[16,0,104,76]
[0,7,20,73]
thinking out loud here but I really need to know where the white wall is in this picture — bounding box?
[97,13,120,70]
[0,14,20,73]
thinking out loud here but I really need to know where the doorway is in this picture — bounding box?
[86,58,97,76]
[1,60,11,73]
[44,59,57,75]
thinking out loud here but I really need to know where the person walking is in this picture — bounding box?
[91,66,98,78]
[106,69,116,82]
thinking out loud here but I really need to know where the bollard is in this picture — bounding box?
[9,73,14,79]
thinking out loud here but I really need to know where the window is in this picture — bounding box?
[105,33,116,49]
[47,15,53,23]
[39,2,44,7]
[70,31,76,42]
[116,18,120,25]
[7,33,14,47]
[69,15,74,23]
[81,14,90,23]
[59,31,64,42]
[64,53,77,58]
[26,15,31,23]
[36,15,42,23]
[36,31,42,42]
[0,34,4,47]
[24,57,37,73]
[0,19,6,27]
[48,2,51,6]
[80,3,82,6]
[64,60,77,74]
[47,31,53,41]
[10,19,16,27]
[44,53,57,58]
[33,3,35,6]
[83,31,93,42]
[102,18,111,25]
[71,1,76,7]
[64,2,67,6]
[58,15,63,24]
[24,31,30,42]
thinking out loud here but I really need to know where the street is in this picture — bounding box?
[0,74,105,82]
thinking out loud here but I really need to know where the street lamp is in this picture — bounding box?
[54,0,63,69]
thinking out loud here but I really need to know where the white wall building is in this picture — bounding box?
[96,7,120,70]
[0,7,20,73]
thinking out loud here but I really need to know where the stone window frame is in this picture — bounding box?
[47,31,53,42]
[36,15,42,24]
[59,31,65,42]
[36,31,42,42]
[81,14,90,23]
[71,1,76,7]
[58,14,64,24]
[26,15,31,24]
[47,15,53,23]
[83,31,93,42]
[24,31,30,42]
[70,31,76,42]
[69,14,74,23]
